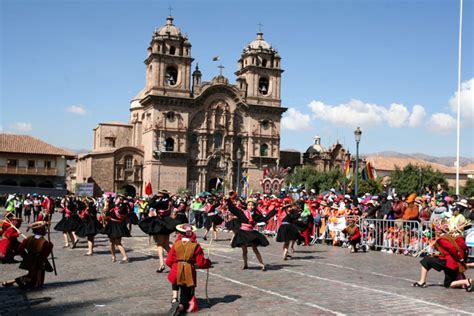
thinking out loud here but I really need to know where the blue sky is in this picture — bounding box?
[1,0,473,158]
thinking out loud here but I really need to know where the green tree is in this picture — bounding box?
[462,178,474,197]
[358,178,383,195]
[285,166,342,193]
[390,164,448,195]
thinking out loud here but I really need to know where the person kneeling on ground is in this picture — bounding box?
[2,221,54,289]
[342,219,361,253]
[412,230,473,292]
[167,223,212,315]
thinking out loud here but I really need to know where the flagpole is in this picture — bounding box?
[455,0,463,196]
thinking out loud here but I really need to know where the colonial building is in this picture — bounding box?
[77,15,286,196]
[302,136,351,171]
[0,134,75,195]
[280,136,352,172]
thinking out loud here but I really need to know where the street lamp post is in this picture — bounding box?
[236,148,242,197]
[354,127,362,199]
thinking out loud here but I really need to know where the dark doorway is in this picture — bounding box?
[208,177,223,193]
[120,184,136,197]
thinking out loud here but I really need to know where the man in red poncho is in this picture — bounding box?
[167,223,212,315]
[0,216,23,263]
[2,221,54,289]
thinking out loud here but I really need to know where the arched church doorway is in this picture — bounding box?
[208,177,223,193]
[120,184,137,197]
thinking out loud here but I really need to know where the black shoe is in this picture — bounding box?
[169,300,180,316]
[156,265,165,273]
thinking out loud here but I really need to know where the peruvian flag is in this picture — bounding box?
[145,182,153,196]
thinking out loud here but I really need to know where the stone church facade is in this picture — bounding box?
[77,15,286,196]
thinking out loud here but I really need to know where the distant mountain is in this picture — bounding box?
[365,151,474,167]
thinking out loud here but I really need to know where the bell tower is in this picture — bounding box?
[144,15,193,97]
[235,32,283,107]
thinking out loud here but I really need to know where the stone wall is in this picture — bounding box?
[90,156,114,193]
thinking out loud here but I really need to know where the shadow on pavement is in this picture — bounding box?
[290,255,325,260]
[265,263,302,270]
[20,298,113,315]
[90,249,134,255]
[44,278,103,289]
[197,294,242,309]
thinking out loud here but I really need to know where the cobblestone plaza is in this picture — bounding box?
[1,213,473,315]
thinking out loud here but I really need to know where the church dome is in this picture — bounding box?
[306,136,326,154]
[249,32,271,49]
[155,16,182,38]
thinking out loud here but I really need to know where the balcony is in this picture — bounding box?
[0,166,57,176]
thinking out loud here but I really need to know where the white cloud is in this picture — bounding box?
[408,104,426,127]
[65,105,86,115]
[429,113,457,132]
[308,99,424,129]
[386,103,410,127]
[12,122,32,133]
[449,78,473,124]
[281,108,312,131]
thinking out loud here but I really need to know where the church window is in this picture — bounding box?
[165,138,174,152]
[165,66,178,86]
[169,46,176,55]
[258,77,269,95]
[185,48,188,56]
[261,119,270,130]
[262,59,267,67]
[260,144,269,157]
[125,156,133,170]
[214,133,223,149]
[166,111,176,122]
[191,133,198,145]
[105,137,116,148]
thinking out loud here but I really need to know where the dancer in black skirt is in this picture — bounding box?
[75,197,102,256]
[173,198,189,225]
[54,196,80,248]
[202,197,223,241]
[276,203,303,260]
[139,190,179,272]
[103,196,130,263]
[226,195,277,271]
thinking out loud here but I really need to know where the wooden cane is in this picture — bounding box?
[47,221,58,276]
[205,227,214,305]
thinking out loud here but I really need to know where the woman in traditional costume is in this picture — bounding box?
[202,197,223,241]
[103,197,130,263]
[276,203,303,260]
[54,196,80,248]
[75,197,102,256]
[226,195,277,271]
[139,190,179,272]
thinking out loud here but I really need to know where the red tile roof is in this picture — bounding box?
[367,156,464,174]
[0,134,75,158]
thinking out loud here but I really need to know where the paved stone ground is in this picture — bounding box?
[1,213,473,315]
